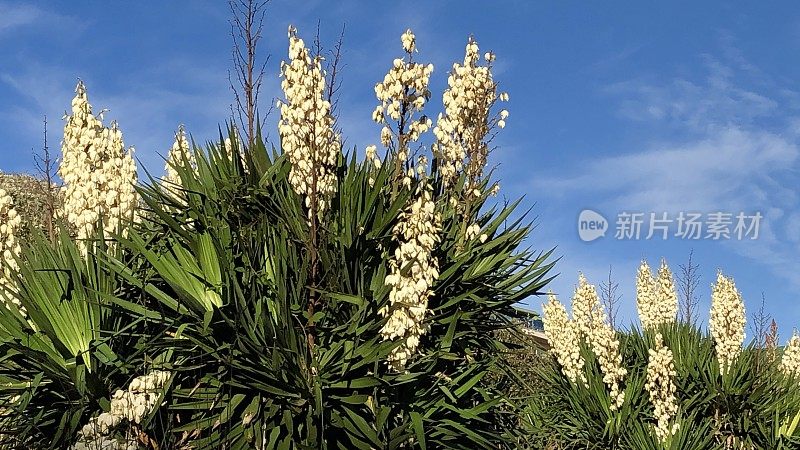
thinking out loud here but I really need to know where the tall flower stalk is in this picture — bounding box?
[572,274,627,410]
[542,274,627,411]
[432,37,508,244]
[637,260,678,331]
[369,29,434,195]
[278,26,340,220]
[0,187,23,314]
[542,292,586,386]
[781,333,800,379]
[646,333,680,442]
[709,272,746,376]
[278,26,342,347]
[59,80,137,250]
[0,188,20,278]
[380,176,440,371]
[163,124,195,186]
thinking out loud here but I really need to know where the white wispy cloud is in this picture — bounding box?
[535,43,800,296]
[0,1,85,36]
[0,2,39,32]
[540,126,798,213]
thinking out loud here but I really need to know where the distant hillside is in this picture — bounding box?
[0,172,58,243]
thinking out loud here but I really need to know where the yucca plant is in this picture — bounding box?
[525,267,800,450]
[91,125,554,448]
[0,25,554,448]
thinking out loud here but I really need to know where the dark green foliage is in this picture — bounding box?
[0,231,148,448]
[0,128,554,449]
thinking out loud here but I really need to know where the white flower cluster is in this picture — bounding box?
[543,275,627,410]
[464,222,487,243]
[72,412,134,450]
[646,333,680,442]
[0,188,24,314]
[780,333,800,379]
[278,26,341,220]
[380,183,441,370]
[71,370,170,450]
[163,124,195,186]
[571,274,605,337]
[636,261,678,330]
[542,292,587,386]
[572,274,627,410]
[587,319,627,411]
[370,29,434,163]
[709,272,746,376]
[223,128,247,167]
[0,188,20,279]
[364,144,382,187]
[432,37,508,190]
[60,81,137,248]
[401,28,416,53]
[110,370,170,424]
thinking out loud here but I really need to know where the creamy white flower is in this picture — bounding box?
[371,29,433,178]
[465,222,481,241]
[380,181,440,370]
[432,37,505,192]
[542,292,587,386]
[163,124,195,186]
[278,27,341,220]
[572,274,627,410]
[60,81,137,251]
[709,272,746,376]
[780,333,800,379]
[0,188,24,316]
[401,28,416,53]
[646,333,680,442]
[71,370,170,449]
[637,260,677,330]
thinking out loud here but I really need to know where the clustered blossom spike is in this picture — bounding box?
[72,371,170,450]
[571,274,627,410]
[163,124,195,185]
[542,292,587,386]
[369,29,433,169]
[278,26,341,219]
[637,261,678,330]
[222,126,247,165]
[0,188,21,280]
[709,272,746,376]
[60,81,137,249]
[0,188,24,314]
[636,262,658,329]
[571,273,605,337]
[71,413,136,450]
[588,319,627,410]
[109,370,171,423]
[380,181,441,370]
[780,333,800,378]
[655,260,679,323]
[646,333,680,442]
[401,28,416,53]
[364,144,382,187]
[432,37,508,191]
[464,222,488,243]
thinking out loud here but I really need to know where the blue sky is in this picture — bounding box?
[1,1,799,339]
